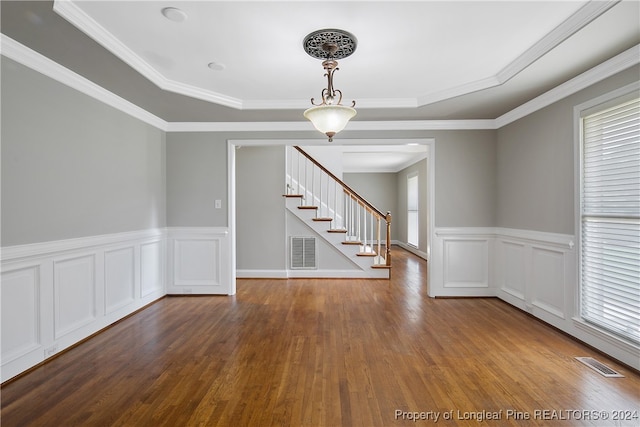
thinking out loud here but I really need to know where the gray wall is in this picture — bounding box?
[166,132,227,227]
[496,65,640,234]
[1,58,166,246]
[343,172,398,219]
[236,145,286,270]
[433,130,497,228]
[14,43,629,251]
[344,158,430,254]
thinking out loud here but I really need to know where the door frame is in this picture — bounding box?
[227,138,435,292]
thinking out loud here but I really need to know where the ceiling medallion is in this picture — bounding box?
[303,29,357,142]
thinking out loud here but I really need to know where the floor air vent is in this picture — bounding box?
[575,357,624,378]
[290,237,317,269]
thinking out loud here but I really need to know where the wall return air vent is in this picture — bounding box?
[290,237,317,270]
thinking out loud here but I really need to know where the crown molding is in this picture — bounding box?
[495,0,619,85]
[53,0,620,111]
[51,0,463,111]
[0,34,490,133]
[495,43,640,128]
[164,120,496,133]
[0,34,168,130]
[416,0,619,108]
[416,76,501,108]
[2,31,637,133]
[52,0,245,110]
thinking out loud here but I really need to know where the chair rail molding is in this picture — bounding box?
[165,227,232,295]
[1,226,235,382]
[1,228,166,383]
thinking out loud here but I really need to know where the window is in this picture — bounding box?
[580,93,639,345]
[407,174,419,247]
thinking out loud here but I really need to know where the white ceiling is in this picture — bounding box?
[305,143,429,173]
[52,0,638,111]
[341,145,429,173]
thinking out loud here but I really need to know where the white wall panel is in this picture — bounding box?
[174,239,219,285]
[429,228,494,296]
[495,229,573,321]
[1,266,40,362]
[54,255,96,339]
[531,247,566,319]
[166,227,231,294]
[0,229,166,382]
[141,240,163,297]
[500,241,526,300]
[104,247,135,314]
[443,239,489,288]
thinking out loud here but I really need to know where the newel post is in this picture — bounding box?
[385,211,392,266]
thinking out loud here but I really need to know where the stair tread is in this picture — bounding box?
[298,206,318,210]
[283,194,304,198]
[313,217,333,222]
[342,241,362,245]
[357,252,378,257]
[328,229,348,233]
[372,264,392,269]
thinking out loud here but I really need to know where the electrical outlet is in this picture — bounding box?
[215,200,222,209]
[44,344,58,358]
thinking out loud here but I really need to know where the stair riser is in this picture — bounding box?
[286,198,388,278]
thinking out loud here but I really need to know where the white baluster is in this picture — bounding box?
[287,146,291,193]
[333,180,340,228]
[377,217,382,263]
[370,210,374,254]
[363,207,367,249]
[357,202,361,242]
[310,163,315,207]
[291,150,302,194]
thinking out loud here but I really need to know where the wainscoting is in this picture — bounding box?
[166,227,231,294]
[3,226,637,381]
[494,228,575,325]
[430,227,496,297]
[1,227,231,383]
[431,226,638,370]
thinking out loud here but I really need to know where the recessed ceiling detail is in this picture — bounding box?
[303,29,357,60]
[161,7,187,23]
[207,61,225,71]
[49,0,632,113]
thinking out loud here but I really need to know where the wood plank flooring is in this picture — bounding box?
[2,247,639,426]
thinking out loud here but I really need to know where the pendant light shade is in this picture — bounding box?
[302,29,357,142]
[303,104,357,142]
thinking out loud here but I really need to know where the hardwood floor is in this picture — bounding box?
[2,247,639,426]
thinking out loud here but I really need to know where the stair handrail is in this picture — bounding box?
[294,146,392,267]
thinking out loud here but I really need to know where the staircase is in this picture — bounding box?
[284,146,392,279]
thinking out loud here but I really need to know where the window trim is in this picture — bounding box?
[573,81,640,346]
[407,172,419,248]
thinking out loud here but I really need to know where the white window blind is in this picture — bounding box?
[407,174,419,247]
[581,96,640,345]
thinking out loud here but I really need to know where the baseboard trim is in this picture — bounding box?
[236,270,288,279]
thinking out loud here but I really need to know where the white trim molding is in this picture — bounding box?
[52,0,618,111]
[0,35,167,130]
[431,226,638,369]
[494,227,639,370]
[1,229,167,383]
[1,226,235,382]
[394,241,428,261]
[430,227,496,297]
[495,44,640,128]
[3,34,637,134]
[166,227,233,295]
